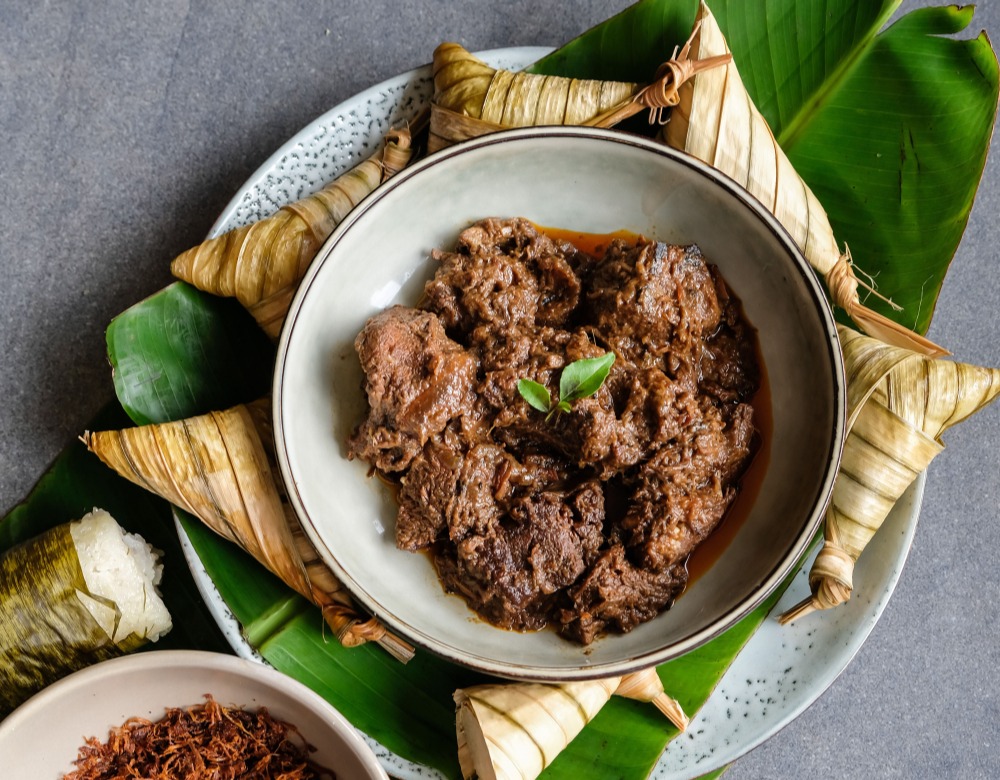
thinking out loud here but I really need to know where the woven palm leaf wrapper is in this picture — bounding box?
[779,326,1000,623]
[663,1,947,358]
[429,41,731,153]
[82,401,413,661]
[454,668,687,780]
[171,126,416,339]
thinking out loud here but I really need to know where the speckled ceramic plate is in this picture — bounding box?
[177,47,925,779]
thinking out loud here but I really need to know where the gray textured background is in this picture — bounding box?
[2,2,998,778]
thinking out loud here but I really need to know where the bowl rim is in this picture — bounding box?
[273,125,847,680]
[0,649,388,779]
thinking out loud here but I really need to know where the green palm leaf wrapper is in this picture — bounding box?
[2,1,997,779]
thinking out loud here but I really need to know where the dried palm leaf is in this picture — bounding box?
[171,127,415,338]
[82,404,413,661]
[663,2,947,357]
[430,43,639,152]
[453,668,687,780]
[615,667,689,731]
[779,326,1000,622]
[429,42,731,154]
[454,677,620,780]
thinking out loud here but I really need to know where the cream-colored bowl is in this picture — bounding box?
[0,650,387,780]
[274,127,846,680]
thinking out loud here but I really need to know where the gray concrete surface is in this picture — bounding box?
[1,1,997,777]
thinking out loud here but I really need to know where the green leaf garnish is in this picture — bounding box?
[516,379,552,413]
[559,352,616,404]
[518,352,615,421]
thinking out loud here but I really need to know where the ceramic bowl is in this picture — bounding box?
[273,126,846,680]
[0,650,387,780]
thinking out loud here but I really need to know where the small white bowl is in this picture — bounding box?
[0,650,388,780]
[274,126,846,680]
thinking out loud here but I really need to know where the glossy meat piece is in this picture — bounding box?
[423,217,583,334]
[560,544,687,644]
[622,402,756,570]
[433,482,605,631]
[584,239,721,385]
[347,306,477,472]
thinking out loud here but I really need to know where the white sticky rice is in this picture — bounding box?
[69,509,172,644]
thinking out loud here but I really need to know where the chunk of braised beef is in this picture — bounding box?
[560,544,687,644]
[621,402,756,570]
[584,239,721,378]
[423,218,583,335]
[699,271,761,402]
[447,443,522,541]
[396,437,462,551]
[607,366,703,470]
[347,306,477,472]
[490,358,705,480]
[509,482,605,593]
[476,325,621,468]
[397,440,573,552]
[433,482,605,631]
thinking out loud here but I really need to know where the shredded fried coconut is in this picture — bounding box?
[63,695,336,779]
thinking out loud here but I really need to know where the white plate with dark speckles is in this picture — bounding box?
[176,47,925,780]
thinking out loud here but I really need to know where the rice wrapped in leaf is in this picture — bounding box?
[171,127,415,339]
[430,43,641,152]
[429,40,731,154]
[0,509,171,715]
[455,677,620,780]
[453,669,687,780]
[780,326,1000,622]
[82,402,413,661]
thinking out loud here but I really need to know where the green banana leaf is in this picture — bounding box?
[531,0,999,335]
[530,0,699,82]
[179,510,794,779]
[107,281,274,425]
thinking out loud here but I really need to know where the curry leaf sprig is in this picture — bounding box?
[517,352,615,422]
